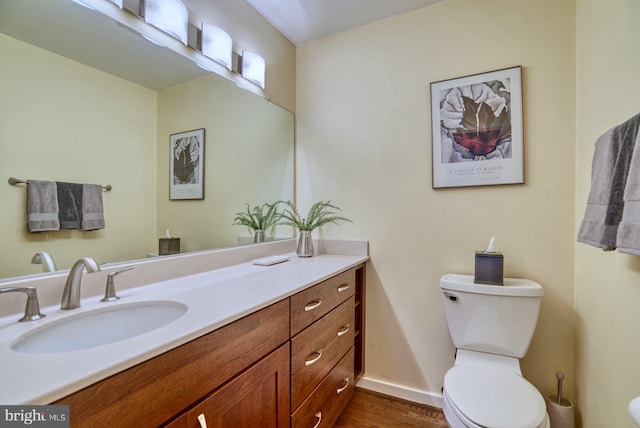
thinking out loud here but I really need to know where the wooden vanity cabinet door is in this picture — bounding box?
[290,269,355,336]
[291,297,355,409]
[164,415,186,428]
[185,343,290,428]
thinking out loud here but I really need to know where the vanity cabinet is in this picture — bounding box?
[52,263,366,428]
[53,300,290,428]
[292,349,354,428]
[162,342,289,428]
[183,343,290,428]
[290,265,366,428]
[291,297,354,409]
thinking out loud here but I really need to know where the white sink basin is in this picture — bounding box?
[11,301,188,354]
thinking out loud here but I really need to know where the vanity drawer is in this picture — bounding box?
[291,348,355,428]
[291,297,354,409]
[291,268,355,336]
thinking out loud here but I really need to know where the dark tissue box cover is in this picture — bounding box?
[474,252,504,285]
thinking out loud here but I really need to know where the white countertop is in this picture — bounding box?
[0,253,367,404]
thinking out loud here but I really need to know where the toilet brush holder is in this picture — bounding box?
[546,372,575,428]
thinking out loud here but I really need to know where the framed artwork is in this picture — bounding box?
[430,66,524,189]
[170,128,205,200]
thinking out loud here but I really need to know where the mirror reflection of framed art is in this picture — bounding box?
[170,128,205,200]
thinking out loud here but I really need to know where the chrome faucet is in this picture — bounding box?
[61,257,101,310]
[0,287,46,322]
[31,251,57,272]
[101,266,134,302]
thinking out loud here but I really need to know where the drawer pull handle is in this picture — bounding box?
[312,411,322,428]
[337,283,351,292]
[336,377,350,394]
[305,350,323,366]
[337,324,350,337]
[197,413,208,428]
[304,299,322,311]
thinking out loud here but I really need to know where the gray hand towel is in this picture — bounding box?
[56,182,83,229]
[605,113,640,228]
[616,115,640,255]
[578,113,640,250]
[577,128,618,249]
[81,184,105,231]
[27,180,60,232]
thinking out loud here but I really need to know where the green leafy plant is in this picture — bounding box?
[278,200,351,231]
[233,202,281,233]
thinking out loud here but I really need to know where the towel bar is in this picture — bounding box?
[8,177,112,191]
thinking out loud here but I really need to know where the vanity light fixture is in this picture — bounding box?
[144,0,189,45]
[240,50,266,89]
[201,24,233,71]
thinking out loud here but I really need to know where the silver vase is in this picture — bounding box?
[296,230,314,257]
[253,229,266,243]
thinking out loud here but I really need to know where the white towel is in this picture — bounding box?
[616,129,640,255]
[81,184,105,231]
[27,180,60,232]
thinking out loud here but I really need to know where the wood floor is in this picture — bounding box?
[334,388,449,427]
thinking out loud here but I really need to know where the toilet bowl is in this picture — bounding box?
[440,274,548,428]
[442,350,549,428]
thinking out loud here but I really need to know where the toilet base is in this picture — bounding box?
[443,386,551,428]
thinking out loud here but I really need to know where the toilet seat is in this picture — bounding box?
[444,362,547,428]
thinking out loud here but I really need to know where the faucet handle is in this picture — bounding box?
[101,266,135,302]
[0,287,46,322]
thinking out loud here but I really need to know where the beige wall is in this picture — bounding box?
[296,0,576,405]
[0,34,158,277]
[575,0,640,426]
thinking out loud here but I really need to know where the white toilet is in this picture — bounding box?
[440,274,550,428]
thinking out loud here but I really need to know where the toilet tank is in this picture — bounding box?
[440,274,543,358]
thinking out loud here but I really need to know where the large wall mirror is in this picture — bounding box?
[0,0,294,279]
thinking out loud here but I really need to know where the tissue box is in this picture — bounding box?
[159,237,180,255]
[474,251,504,285]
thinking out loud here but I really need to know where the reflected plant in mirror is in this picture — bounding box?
[233,202,282,243]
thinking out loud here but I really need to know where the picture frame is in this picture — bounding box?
[170,128,205,200]
[430,66,524,189]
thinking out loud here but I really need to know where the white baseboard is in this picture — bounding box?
[356,376,444,409]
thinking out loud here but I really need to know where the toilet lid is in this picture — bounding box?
[444,363,546,428]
